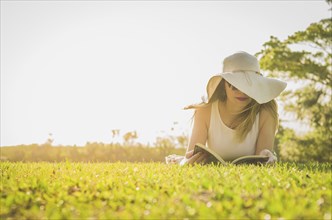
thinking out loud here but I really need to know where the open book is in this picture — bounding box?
[193,143,269,165]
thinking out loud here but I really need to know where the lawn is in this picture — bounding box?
[1,162,331,219]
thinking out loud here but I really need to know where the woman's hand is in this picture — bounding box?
[259,149,277,164]
[183,150,209,165]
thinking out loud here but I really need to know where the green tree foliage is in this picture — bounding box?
[257,17,331,162]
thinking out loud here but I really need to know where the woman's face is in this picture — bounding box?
[224,81,252,107]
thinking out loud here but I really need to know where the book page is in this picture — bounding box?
[232,155,269,165]
[194,143,227,165]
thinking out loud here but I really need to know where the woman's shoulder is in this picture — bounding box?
[194,103,212,127]
[259,107,276,127]
[194,103,212,116]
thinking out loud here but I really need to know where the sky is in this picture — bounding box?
[1,1,330,146]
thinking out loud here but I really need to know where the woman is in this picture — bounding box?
[180,51,287,165]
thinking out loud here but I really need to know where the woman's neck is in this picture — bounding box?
[223,100,244,115]
[219,100,241,129]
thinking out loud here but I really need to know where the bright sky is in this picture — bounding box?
[1,1,330,146]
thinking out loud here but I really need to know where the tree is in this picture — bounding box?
[123,131,138,146]
[257,16,331,161]
[42,133,54,147]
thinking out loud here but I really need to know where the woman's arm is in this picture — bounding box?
[255,109,278,163]
[183,105,210,164]
[187,106,210,152]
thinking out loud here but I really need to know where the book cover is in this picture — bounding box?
[193,143,269,165]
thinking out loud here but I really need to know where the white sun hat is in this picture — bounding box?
[206,51,287,104]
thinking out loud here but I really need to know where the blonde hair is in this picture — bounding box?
[189,79,279,142]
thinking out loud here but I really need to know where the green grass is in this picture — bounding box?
[1,162,331,219]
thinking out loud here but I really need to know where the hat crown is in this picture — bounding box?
[222,51,260,73]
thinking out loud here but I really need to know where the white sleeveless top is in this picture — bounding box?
[207,100,260,161]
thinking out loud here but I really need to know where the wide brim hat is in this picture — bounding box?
[207,51,287,104]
